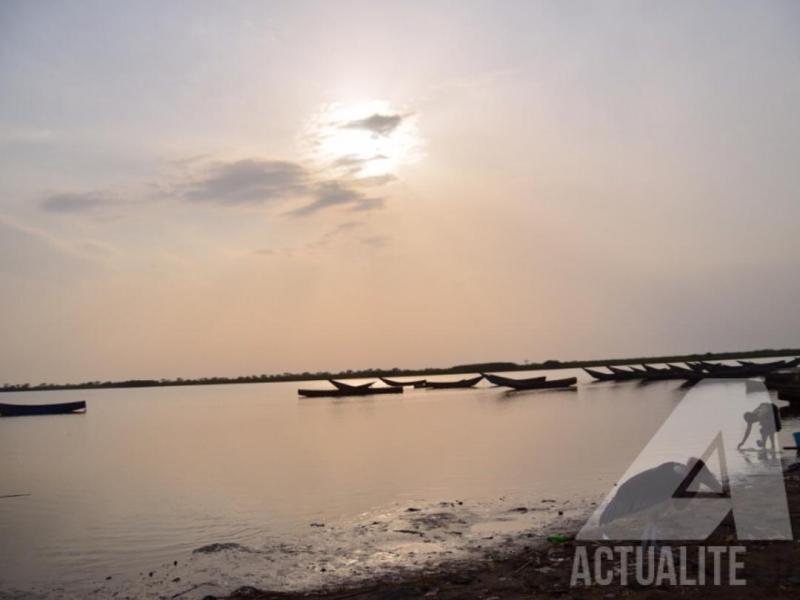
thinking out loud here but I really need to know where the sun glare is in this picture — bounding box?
[306,100,422,178]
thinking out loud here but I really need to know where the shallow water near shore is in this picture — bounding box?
[1,365,798,598]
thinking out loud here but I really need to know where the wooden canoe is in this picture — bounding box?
[607,366,645,380]
[738,358,800,371]
[699,361,742,373]
[299,386,402,398]
[737,359,787,369]
[483,373,546,387]
[642,364,670,373]
[667,364,696,375]
[583,368,616,381]
[379,377,428,388]
[328,379,375,391]
[697,367,770,379]
[426,376,484,389]
[0,401,86,417]
[502,376,577,391]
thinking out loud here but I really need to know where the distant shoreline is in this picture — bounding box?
[2,347,798,394]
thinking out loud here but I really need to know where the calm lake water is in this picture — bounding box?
[1,365,797,598]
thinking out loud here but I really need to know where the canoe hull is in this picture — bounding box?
[607,366,645,380]
[0,401,86,417]
[379,377,428,387]
[503,376,578,391]
[426,376,484,389]
[583,368,616,382]
[298,387,403,398]
[483,373,546,387]
[328,379,375,391]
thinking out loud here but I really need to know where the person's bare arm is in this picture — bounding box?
[737,423,753,449]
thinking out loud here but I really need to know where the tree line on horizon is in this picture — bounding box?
[1,348,798,394]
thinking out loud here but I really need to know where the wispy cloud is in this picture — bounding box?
[287,181,384,217]
[183,159,309,205]
[40,192,108,213]
[341,113,407,136]
[39,153,395,220]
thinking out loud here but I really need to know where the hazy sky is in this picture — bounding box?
[1,1,799,383]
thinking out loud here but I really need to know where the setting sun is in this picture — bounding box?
[306,100,422,177]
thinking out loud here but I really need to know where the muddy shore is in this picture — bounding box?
[216,469,800,600]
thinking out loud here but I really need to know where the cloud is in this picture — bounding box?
[352,174,396,187]
[287,181,384,217]
[341,113,406,136]
[184,159,310,205]
[38,154,393,220]
[40,192,108,213]
[332,154,388,170]
[327,155,399,185]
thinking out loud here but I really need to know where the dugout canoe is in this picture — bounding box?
[426,376,484,389]
[502,376,577,391]
[0,401,86,417]
[379,377,428,388]
[482,373,546,387]
[328,379,375,391]
[299,386,402,398]
[583,368,616,382]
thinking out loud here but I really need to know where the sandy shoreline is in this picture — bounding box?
[212,468,800,600]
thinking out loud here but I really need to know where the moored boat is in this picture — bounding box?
[583,367,616,381]
[482,373,546,387]
[738,359,788,369]
[328,379,375,391]
[379,377,427,388]
[698,361,742,373]
[667,364,696,375]
[607,366,645,380]
[0,401,86,417]
[698,367,770,379]
[426,376,483,389]
[299,386,402,398]
[502,376,577,391]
